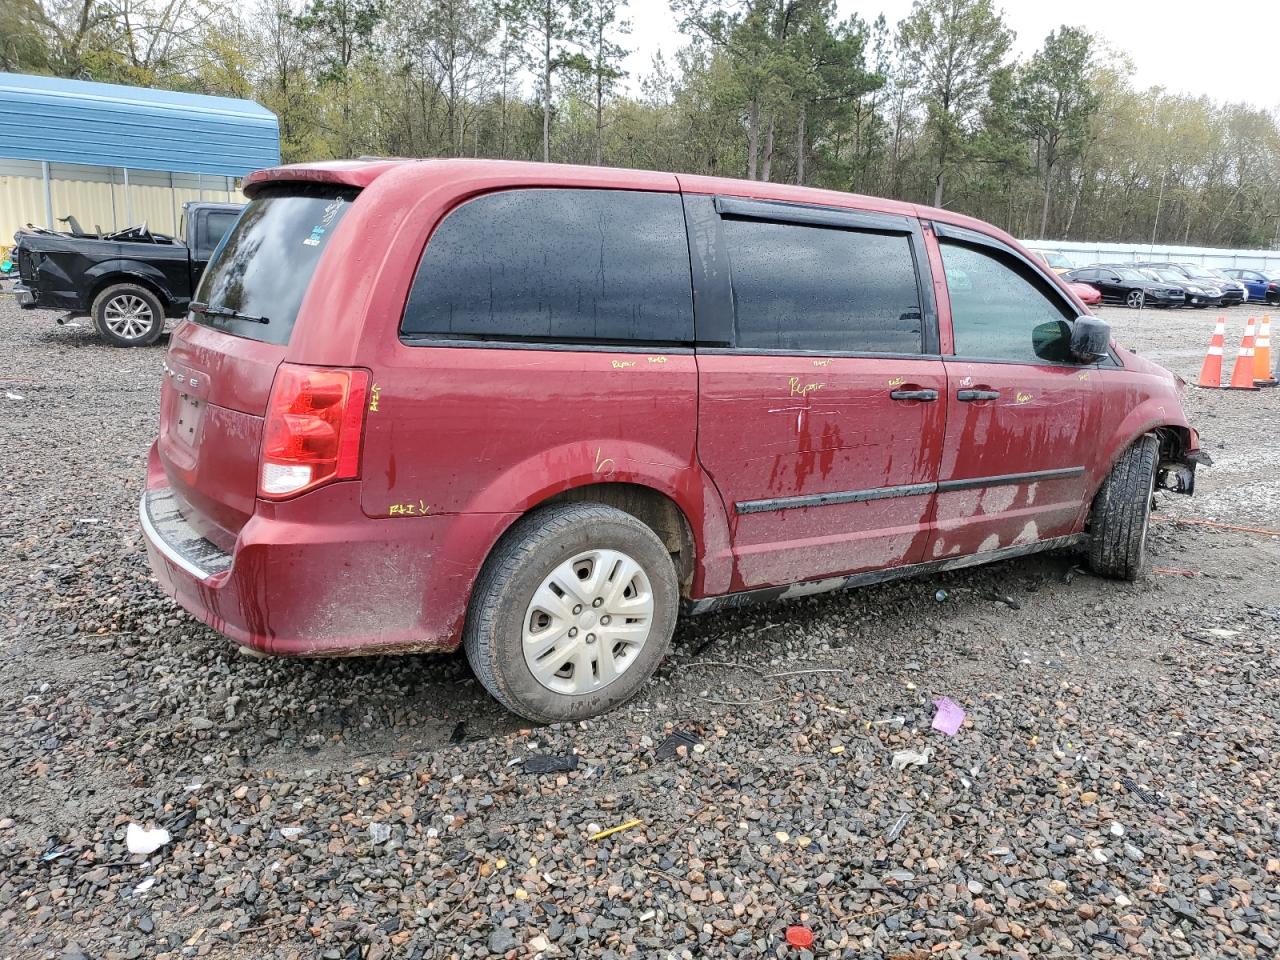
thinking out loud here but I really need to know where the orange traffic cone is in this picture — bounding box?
[1254,314,1277,387]
[1227,317,1260,391]
[1196,316,1226,388]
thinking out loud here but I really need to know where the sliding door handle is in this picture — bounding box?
[890,389,939,402]
[957,389,1001,401]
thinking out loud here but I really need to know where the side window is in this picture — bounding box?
[1074,269,1097,281]
[200,211,240,257]
[402,189,692,345]
[940,240,1076,363]
[723,218,923,354]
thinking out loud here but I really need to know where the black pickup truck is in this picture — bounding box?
[11,202,242,347]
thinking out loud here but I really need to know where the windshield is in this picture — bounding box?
[1266,270,1280,281]
[1114,268,1146,281]
[193,184,357,345]
[1153,270,1185,283]
[1044,252,1072,268]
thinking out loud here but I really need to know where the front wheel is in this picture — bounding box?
[1125,289,1146,309]
[1087,434,1159,581]
[463,502,679,723]
[92,283,165,347]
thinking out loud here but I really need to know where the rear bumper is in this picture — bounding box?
[140,463,517,656]
[11,282,37,308]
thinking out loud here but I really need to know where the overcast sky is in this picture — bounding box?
[622,0,1280,110]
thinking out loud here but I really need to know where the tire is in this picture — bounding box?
[1087,434,1159,581]
[463,502,679,723]
[92,283,165,347]
[1125,289,1145,309]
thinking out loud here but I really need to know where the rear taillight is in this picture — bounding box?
[260,363,369,499]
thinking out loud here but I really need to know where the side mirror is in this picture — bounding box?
[1070,315,1111,362]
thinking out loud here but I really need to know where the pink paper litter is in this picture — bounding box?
[931,697,966,736]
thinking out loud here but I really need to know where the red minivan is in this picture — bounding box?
[141,159,1205,722]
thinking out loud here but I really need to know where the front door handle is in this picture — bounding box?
[890,388,939,402]
[957,389,1001,401]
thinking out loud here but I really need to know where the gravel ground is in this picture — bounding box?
[1,298,1278,960]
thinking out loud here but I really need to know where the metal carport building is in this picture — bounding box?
[0,72,279,241]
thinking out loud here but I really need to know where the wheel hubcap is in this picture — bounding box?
[1128,291,1144,308]
[104,295,154,340]
[522,549,655,695]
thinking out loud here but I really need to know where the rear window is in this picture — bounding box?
[193,185,356,345]
[401,188,693,346]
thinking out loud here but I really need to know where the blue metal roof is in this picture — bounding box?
[0,72,280,177]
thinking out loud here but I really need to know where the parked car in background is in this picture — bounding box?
[1139,263,1245,306]
[1137,267,1222,308]
[11,202,243,347]
[1063,265,1186,308]
[1201,267,1249,303]
[1028,248,1076,275]
[1221,268,1280,304]
[1068,281,1102,306]
[139,158,1205,722]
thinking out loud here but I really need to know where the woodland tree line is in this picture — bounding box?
[5,0,1280,248]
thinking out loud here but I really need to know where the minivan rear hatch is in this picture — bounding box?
[157,184,357,551]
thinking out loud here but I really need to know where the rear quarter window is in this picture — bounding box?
[401,189,693,346]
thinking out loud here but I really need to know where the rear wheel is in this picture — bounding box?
[463,502,679,723]
[1087,434,1159,581]
[92,283,165,347]
[1125,289,1146,309]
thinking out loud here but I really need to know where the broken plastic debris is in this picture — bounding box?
[125,823,171,855]
[934,589,948,601]
[886,812,912,841]
[368,822,391,844]
[134,877,156,894]
[891,747,931,771]
[785,925,815,948]
[280,826,305,840]
[982,590,1021,609]
[590,818,642,841]
[655,729,701,759]
[931,697,966,737]
[523,753,579,774]
[869,715,906,728]
[884,869,915,883]
[5,391,23,401]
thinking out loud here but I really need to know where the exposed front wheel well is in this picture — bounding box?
[538,483,697,596]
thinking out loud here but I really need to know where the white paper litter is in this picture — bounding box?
[125,823,171,855]
[891,747,932,771]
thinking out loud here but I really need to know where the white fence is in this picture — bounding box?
[1020,239,1280,272]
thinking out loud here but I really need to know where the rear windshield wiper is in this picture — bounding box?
[189,301,270,325]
